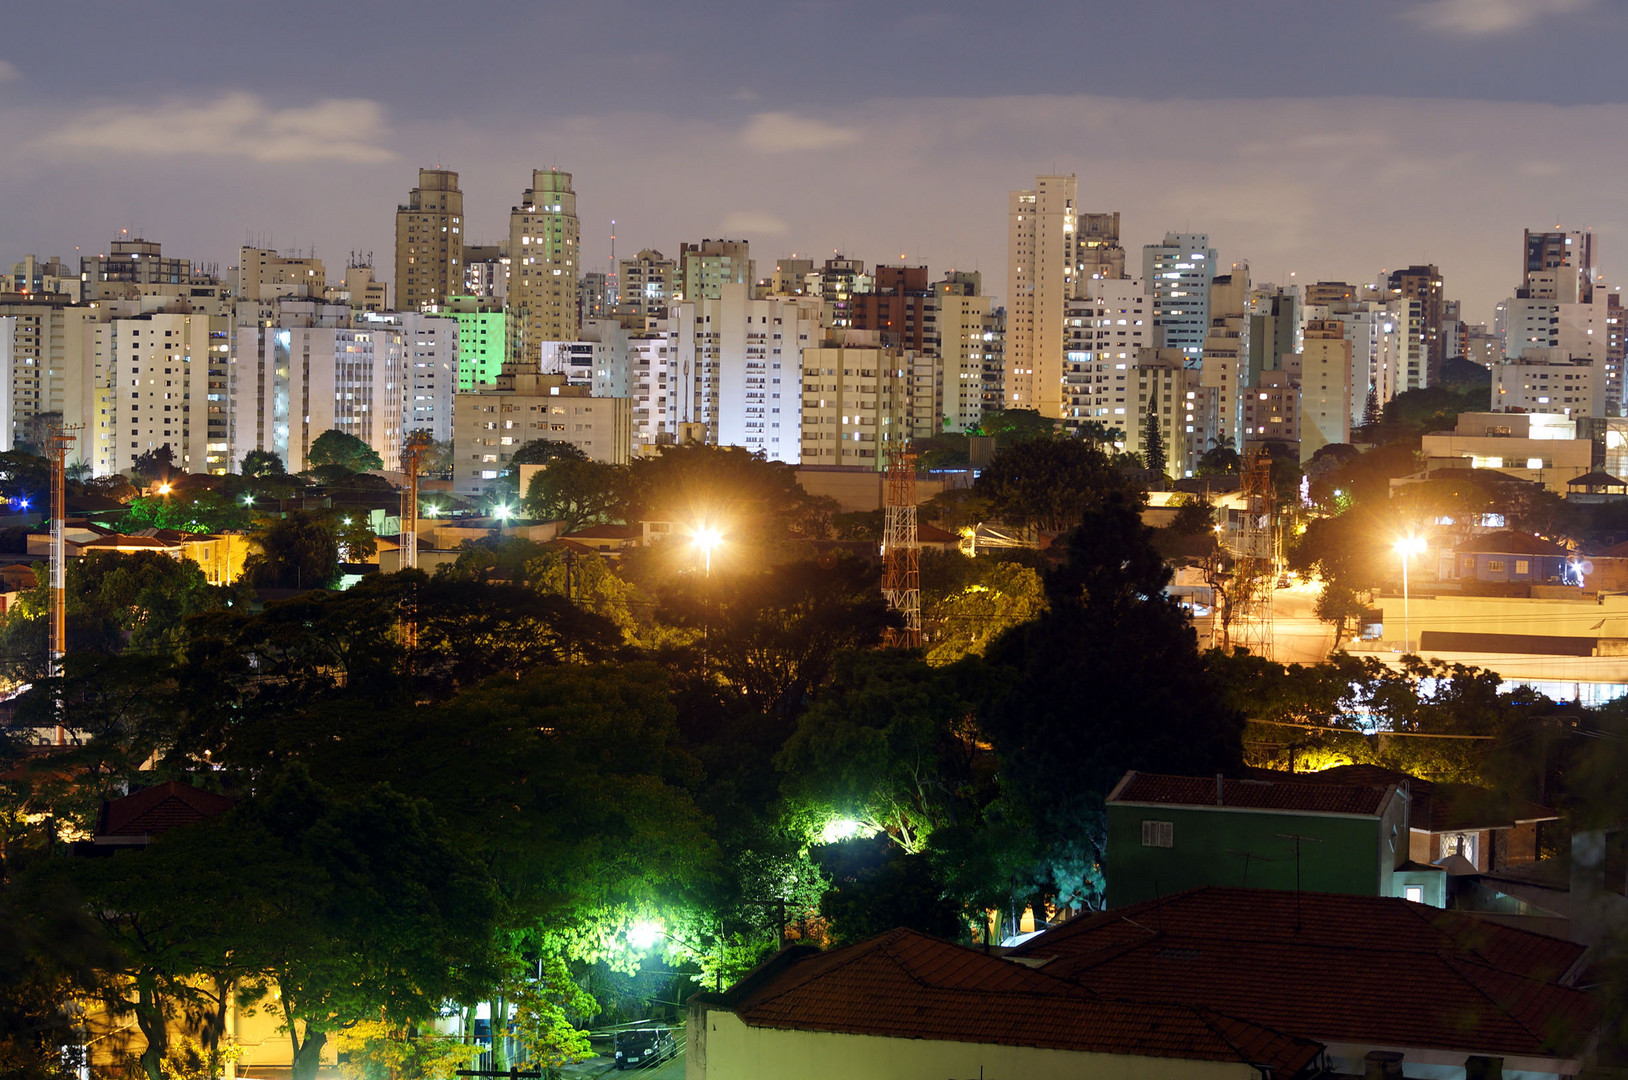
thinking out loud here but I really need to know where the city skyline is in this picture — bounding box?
[3,1,1628,323]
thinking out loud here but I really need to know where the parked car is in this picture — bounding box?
[613,1026,675,1069]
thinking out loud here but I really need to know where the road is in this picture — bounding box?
[561,1049,684,1079]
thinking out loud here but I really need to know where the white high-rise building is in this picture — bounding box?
[1143,233,1217,366]
[1492,348,1603,417]
[0,318,13,453]
[1064,279,1151,434]
[364,311,458,444]
[540,318,633,400]
[671,283,821,461]
[232,318,403,473]
[1006,174,1079,417]
[107,312,233,476]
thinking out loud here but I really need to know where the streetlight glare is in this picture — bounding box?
[157,483,171,495]
[627,919,663,950]
[691,522,724,575]
[1394,536,1426,556]
[819,817,865,844]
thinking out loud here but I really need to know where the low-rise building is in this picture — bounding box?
[452,371,631,497]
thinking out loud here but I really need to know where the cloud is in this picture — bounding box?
[29,92,394,163]
[0,60,18,83]
[720,211,789,235]
[738,111,859,153]
[1404,0,1594,36]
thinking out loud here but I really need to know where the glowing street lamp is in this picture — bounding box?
[627,919,664,950]
[1394,535,1426,652]
[157,482,171,495]
[242,494,255,507]
[692,523,723,576]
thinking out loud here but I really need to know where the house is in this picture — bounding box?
[1438,531,1574,587]
[1105,770,1433,907]
[1106,768,1560,911]
[558,522,642,556]
[687,927,1325,1080]
[1005,887,1597,1080]
[93,781,235,847]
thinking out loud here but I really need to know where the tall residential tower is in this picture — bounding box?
[1006,174,1078,418]
[394,169,464,313]
[507,169,580,366]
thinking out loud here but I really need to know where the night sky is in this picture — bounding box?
[2,0,1624,322]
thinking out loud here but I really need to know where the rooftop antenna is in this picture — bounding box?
[1275,832,1323,931]
[1224,849,1278,888]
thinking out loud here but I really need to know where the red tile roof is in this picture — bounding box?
[561,523,641,541]
[98,781,235,838]
[1007,887,1593,1061]
[1252,765,1559,832]
[1110,771,1395,816]
[714,928,1324,1074]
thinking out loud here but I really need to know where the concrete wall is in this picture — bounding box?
[794,466,972,512]
[687,1008,1263,1080]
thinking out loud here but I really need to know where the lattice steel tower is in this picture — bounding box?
[881,448,921,649]
[1229,446,1275,658]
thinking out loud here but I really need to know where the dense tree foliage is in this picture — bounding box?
[972,437,1140,533]
[307,429,383,473]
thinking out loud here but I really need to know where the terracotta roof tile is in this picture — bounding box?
[1111,771,1394,816]
[99,781,235,838]
[721,929,1323,1074]
[1008,888,1593,1060]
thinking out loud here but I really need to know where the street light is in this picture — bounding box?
[242,494,255,507]
[1394,535,1426,652]
[692,523,723,576]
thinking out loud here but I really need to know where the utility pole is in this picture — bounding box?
[49,424,82,746]
[400,431,432,572]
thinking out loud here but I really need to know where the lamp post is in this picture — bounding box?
[1394,535,1426,652]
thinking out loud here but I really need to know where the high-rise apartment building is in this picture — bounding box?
[365,311,458,444]
[1006,174,1079,417]
[81,237,192,301]
[1118,348,1219,478]
[1078,212,1126,283]
[507,169,580,365]
[1064,279,1151,435]
[0,318,13,452]
[1524,229,1594,302]
[9,255,75,296]
[1143,233,1217,366]
[618,249,677,328]
[394,169,464,313]
[1492,349,1603,416]
[462,245,508,301]
[108,312,233,475]
[452,371,631,497]
[853,265,934,353]
[678,240,754,302]
[445,295,507,390]
[0,293,101,448]
[1384,265,1443,388]
[236,247,325,302]
[1299,320,1353,460]
[935,274,1000,433]
[800,331,910,470]
[1200,270,1250,449]
[231,317,404,474]
[670,282,821,461]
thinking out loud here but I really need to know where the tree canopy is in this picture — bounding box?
[307,429,383,473]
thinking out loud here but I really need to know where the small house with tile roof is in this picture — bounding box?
[93,781,234,847]
[1106,770,1431,908]
[687,926,1325,1080]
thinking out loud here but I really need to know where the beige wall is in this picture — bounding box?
[689,1009,1262,1080]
